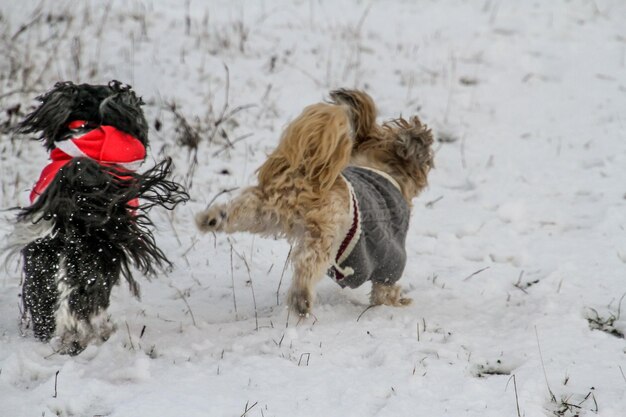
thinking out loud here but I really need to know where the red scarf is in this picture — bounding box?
[30,121,146,202]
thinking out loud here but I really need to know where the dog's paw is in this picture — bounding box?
[57,339,86,356]
[53,313,115,355]
[396,296,413,306]
[195,207,227,232]
[288,287,313,316]
[52,331,89,356]
[370,282,412,307]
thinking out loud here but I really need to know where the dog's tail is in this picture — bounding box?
[257,103,352,194]
[329,89,378,145]
[17,157,189,296]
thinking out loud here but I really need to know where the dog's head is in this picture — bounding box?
[17,80,148,150]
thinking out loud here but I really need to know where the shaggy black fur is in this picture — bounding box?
[19,158,188,348]
[17,80,148,149]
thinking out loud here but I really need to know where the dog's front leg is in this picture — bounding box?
[22,239,61,341]
[196,187,276,235]
[288,229,334,316]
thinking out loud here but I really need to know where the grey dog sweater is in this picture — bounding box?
[328,166,410,289]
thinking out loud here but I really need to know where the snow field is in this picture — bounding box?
[1,0,625,416]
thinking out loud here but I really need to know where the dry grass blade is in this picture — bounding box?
[229,239,238,315]
[205,187,239,210]
[356,305,376,322]
[168,101,203,151]
[11,4,43,41]
[534,326,556,402]
[276,246,292,306]
[172,286,198,327]
[125,321,135,351]
[298,352,311,366]
[425,195,443,208]
[463,266,490,281]
[240,401,258,417]
[212,132,253,157]
[232,247,259,330]
[53,370,60,398]
[585,307,625,339]
[506,374,522,417]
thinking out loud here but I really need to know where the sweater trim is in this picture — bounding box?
[331,175,362,280]
[358,166,401,192]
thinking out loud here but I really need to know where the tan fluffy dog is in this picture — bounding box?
[196,90,434,315]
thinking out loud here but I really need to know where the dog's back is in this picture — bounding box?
[329,166,410,288]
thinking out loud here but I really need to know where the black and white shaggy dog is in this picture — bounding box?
[8,81,188,354]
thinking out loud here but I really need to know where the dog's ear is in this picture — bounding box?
[388,116,434,168]
[328,89,377,143]
[99,80,149,145]
[17,81,78,150]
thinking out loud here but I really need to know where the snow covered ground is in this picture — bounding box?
[1,0,625,416]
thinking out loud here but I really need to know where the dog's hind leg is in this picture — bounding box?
[54,240,119,355]
[22,238,62,341]
[287,222,337,316]
[196,187,279,235]
[370,281,412,307]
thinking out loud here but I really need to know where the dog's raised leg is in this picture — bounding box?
[370,281,412,307]
[196,188,278,235]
